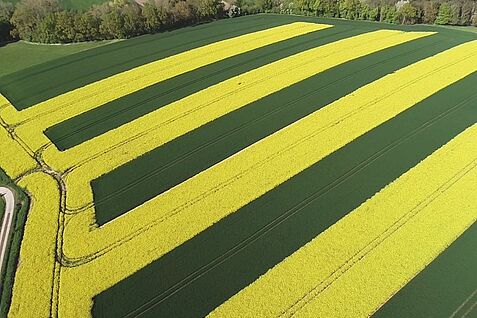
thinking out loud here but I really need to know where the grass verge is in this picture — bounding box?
[0,169,30,317]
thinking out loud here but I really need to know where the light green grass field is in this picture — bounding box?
[0,40,114,77]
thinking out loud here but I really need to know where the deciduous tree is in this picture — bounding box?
[435,2,452,24]
[10,0,60,41]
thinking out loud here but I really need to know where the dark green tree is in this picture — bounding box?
[435,2,452,24]
[36,11,57,42]
[312,0,340,17]
[10,0,60,41]
[235,0,260,14]
[122,3,145,36]
[142,2,162,32]
[339,0,360,20]
[357,2,379,20]
[256,0,273,11]
[380,4,397,23]
[54,10,76,42]
[194,0,223,18]
[99,8,125,39]
[396,2,418,24]
[293,0,312,13]
[74,12,100,41]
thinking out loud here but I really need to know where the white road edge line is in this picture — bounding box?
[0,186,15,281]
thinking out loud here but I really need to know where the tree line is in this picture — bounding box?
[280,0,477,26]
[0,0,476,44]
[0,0,227,43]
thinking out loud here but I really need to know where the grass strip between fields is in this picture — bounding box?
[373,222,477,318]
[51,29,432,211]
[90,32,457,225]
[2,22,328,133]
[8,172,60,318]
[53,42,477,318]
[45,25,363,151]
[91,72,477,317]
[209,123,477,318]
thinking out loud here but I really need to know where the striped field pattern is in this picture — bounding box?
[0,14,476,318]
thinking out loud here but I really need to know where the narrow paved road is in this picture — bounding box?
[0,186,15,277]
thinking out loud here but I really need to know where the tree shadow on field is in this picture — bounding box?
[0,40,18,48]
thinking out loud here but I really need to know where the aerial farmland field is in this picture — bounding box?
[0,13,476,318]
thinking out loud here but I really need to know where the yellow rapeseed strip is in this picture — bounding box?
[0,96,37,179]
[0,127,36,179]
[5,22,330,150]
[60,40,477,264]
[56,108,477,318]
[295,194,476,318]
[53,42,477,316]
[50,30,432,210]
[8,172,60,318]
[208,124,477,318]
[48,40,477,318]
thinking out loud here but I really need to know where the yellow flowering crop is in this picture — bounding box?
[0,96,37,179]
[60,39,477,267]
[295,187,476,318]
[8,172,60,318]
[8,38,473,318]
[6,22,330,151]
[5,26,477,318]
[0,127,36,179]
[209,123,477,318]
[48,30,433,210]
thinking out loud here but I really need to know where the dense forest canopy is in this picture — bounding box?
[0,0,476,43]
